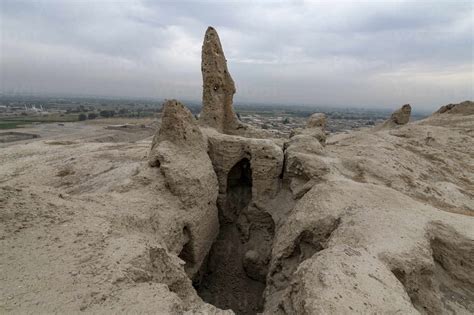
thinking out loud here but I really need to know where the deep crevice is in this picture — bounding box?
[193,158,274,315]
[178,226,194,273]
[222,158,252,223]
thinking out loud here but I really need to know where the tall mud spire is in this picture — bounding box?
[200,26,240,133]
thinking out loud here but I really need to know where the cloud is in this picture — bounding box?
[1,0,472,109]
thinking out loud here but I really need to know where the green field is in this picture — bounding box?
[0,121,29,129]
[0,114,80,129]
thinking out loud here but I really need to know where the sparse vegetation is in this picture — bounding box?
[0,114,80,129]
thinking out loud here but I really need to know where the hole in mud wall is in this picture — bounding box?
[178,226,194,272]
[222,158,252,223]
[193,158,274,315]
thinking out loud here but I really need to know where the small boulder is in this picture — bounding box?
[374,104,412,130]
[306,113,327,129]
[390,104,411,125]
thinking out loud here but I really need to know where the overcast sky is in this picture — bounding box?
[1,0,472,109]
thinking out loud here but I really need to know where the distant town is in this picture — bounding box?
[0,95,428,134]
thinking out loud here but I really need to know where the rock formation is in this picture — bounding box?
[200,27,241,133]
[390,104,411,125]
[146,28,296,313]
[144,30,474,315]
[149,99,206,167]
[196,115,284,313]
[306,112,327,129]
[199,27,277,140]
[283,113,328,198]
[374,104,412,130]
[290,112,327,144]
[149,100,219,277]
[435,100,474,115]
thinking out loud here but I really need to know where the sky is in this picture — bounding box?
[0,0,473,110]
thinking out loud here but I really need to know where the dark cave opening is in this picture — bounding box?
[178,226,194,273]
[222,158,253,223]
[193,158,271,314]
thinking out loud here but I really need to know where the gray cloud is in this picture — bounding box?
[1,0,472,110]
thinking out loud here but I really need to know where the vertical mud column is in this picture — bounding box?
[148,100,220,277]
[200,27,241,133]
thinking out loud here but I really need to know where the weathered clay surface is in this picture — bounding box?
[376,104,412,130]
[290,112,327,144]
[306,113,327,129]
[391,104,412,125]
[283,113,329,198]
[190,128,283,313]
[200,27,241,133]
[264,176,473,314]
[149,100,219,277]
[204,128,284,208]
[199,27,280,140]
[278,245,418,314]
[435,100,474,115]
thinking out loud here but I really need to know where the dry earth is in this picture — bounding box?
[1,103,473,314]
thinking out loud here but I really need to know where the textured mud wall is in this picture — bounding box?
[148,100,220,277]
[200,27,241,133]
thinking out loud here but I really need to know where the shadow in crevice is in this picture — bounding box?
[194,158,274,314]
[178,226,195,274]
[222,158,252,223]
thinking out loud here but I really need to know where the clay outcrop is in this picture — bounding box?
[199,27,278,140]
[306,112,327,129]
[205,132,284,207]
[374,104,412,130]
[282,113,329,198]
[149,99,206,166]
[199,27,242,133]
[147,48,374,311]
[390,104,411,125]
[148,100,219,277]
[290,112,327,144]
[435,100,474,115]
[141,28,474,315]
